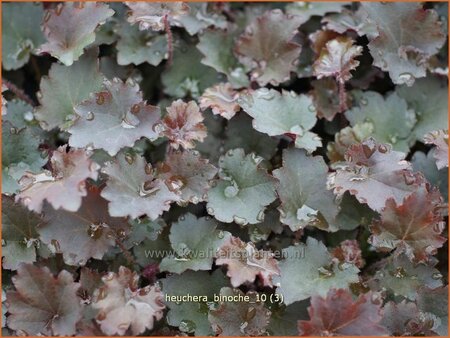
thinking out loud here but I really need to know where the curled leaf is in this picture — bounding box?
[16,146,99,213]
[92,266,165,335]
[286,2,350,25]
[313,36,362,83]
[158,150,217,204]
[328,138,426,211]
[216,236,280,287]
[199,83,240,120]
[125,1,189,31]
[101,153,180,219]
[424,130,448,169]
[161,99,207,150]
[332,239,365,268]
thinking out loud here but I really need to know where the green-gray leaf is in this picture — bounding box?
[197,27,249,88]
[207,148,277,225]
[274,237,359,305]
[2,3,45,70]
[345,90,416,152]
[2,197,42,270]
[238,88,319,151]
[162,40,222,98]
[161,270,229,335]
[116,22,167,66]
[35,49,104,130]
[273,148,339,231]
[159,213,230,273]
[396,76,448,142]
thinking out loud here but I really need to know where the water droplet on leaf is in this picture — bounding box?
[224,185,239,198]
[86,111,95,121]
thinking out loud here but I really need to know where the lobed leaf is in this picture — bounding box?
[101,153,180,219]
[216,236,280,287]
[2,197,42,270]
[396,76,448,142]
[161,270,229,335]
[208,287,271,336]
[235,9,303,86]
[369,185,446,263]
[424,130,449,170]
[35,49,104,130]
[2,122,47,195]
[157,150,217,204]
[160,99,207,150]
[273,148,339,231]
[7,264,82,336]
[197,27,249,88]
[298,289,387,336]
[162,40,221,98]
[224,113,279,161]
[2,3,45,70]
[92,266,165,335]
[116,22,167,66]
[37,186,129,266]
[381,300,438,336]
[160,213,230,273]
[69,78,160,156]
[274,237,359,305]
[328,138,426,211]
[16,146,99,213]
[360,2,446,86]
[238,88,320,152]
[371,254,443,300]
[345,91,416,152]
[207,148,276,225]
[39,2,114,66]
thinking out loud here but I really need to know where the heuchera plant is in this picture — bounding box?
[1,1,448,336]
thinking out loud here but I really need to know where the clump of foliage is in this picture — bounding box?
[1,1,448,336]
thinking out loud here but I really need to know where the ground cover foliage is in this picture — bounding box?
[1,1,449,336]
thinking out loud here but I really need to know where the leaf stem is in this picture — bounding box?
[3,79,36,106]
[164,14,173,66]
[338,79,348,113]
[115,236,138,267]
